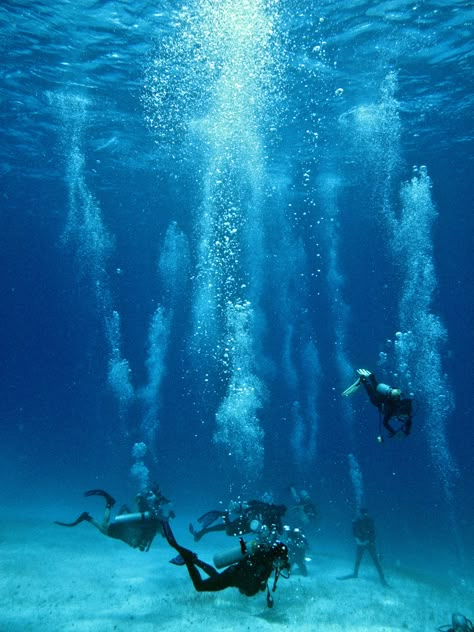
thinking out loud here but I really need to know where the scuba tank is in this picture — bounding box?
[112,511,155,525]
[213,539,258,569]
[376,383,392,397]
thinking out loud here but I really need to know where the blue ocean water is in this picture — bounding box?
[1,0,473,588]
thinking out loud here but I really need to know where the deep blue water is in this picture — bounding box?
[1,0,473,580]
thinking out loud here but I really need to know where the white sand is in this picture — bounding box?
[1,519,472,631]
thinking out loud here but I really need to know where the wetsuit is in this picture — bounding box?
[163,521,289,601]
[55,487,174,552]
[346,513,387,586]
[360,372,412,437]
[180,546,279,595]
[191,500,287,541]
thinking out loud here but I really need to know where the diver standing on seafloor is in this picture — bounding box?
[162,520,290,608]
[337,508,389,587]
[343,368,413,442]
[54,484,175,551]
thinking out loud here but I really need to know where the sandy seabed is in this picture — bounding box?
[1,519,472,632]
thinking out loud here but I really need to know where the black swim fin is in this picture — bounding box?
[197,510,223,527]
[161,520,179,548]
[84,489,116,508]
[54,511,92,527]
[162,521,197,563]
[169,554,186,566]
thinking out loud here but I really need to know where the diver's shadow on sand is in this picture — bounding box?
[254,609,289,625]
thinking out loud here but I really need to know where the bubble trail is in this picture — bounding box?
[214,300,265,477]
[391,166,458,501]
[55,92,134,412]
[137,223,189,469]
[289,340,321,472]
[144,0,285,477]
[348,453,365,513]
[317,173,355,439]
[141,305,171,449]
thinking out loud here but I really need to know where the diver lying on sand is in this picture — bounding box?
[163,520,290,608]
[55,485,175,552]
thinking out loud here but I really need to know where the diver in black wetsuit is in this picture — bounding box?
[337,508,388,587]
[55,485,175,552]
[343,368,413,441]
[162,521,290,607]
[189,498,287,541]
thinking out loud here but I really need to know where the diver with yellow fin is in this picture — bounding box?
[343,368,412,442]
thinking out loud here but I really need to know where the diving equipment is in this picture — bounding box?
[342,378,361,397]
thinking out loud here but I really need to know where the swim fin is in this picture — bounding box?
[169,554,186,566]
[342,379,361,397]
[54,511,92,527]
[84,489,116,509]
[197,510,223,527]
[161,520,179,548]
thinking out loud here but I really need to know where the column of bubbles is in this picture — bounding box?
[338,71,401,232]
[289,341,321,473]
[264,178,321,473]
[317,173,354,411]
[143,0,286,477]
[391,167,458,499]
[131,441,150,491]
[214,300,265,477]
[140,306,171,451]
[348,453,365,513]
[317,172,363,503]
[133,222,190,478]
[56,92,134,417]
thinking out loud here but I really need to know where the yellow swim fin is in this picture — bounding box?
[342,378,361,397]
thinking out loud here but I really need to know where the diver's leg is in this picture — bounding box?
[337,545,363,580]
[184,562,223,592]
[84,505,111,535]
[383,416,396,437]
[368,544,388,586]
[185,562,235,592]
[194,558,219,578]
[83,489,115,534]
[353,545,364,576]
[89,515,109,535]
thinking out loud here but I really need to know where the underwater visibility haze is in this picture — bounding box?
[0,0,473,628]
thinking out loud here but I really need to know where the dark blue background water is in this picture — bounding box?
[1,0,472,579]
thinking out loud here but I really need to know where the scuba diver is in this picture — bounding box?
[337,508,388,587]
[189,498,287,541]
[54,484,175,552]
[343,368,413,441]
[282,525,310,576]
[162,520,290,608]
[288,486,319,529]
[438,613,474,632]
